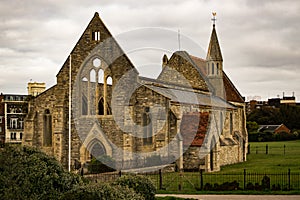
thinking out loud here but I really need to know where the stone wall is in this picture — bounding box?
[219,144,241,166]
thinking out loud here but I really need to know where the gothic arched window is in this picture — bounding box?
[90,69,96,83]
[143,107,152,145]
[43,109,52,146]
[229,112,233,135]
[106,76,112,85]
[98,69,104,84]
[98,97,104,115]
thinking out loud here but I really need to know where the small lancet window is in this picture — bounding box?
[98,98,104,115]
[229,112,233,135]
[43,109,52,147]
[92,31,100,41]
[216,63,219,75]
[212,63,214,75]
[98,69,104,84]
[143,107,153,145]
[106,76,112,85]
[90,69,96,83]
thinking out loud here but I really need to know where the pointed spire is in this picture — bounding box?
[206,13,223,62]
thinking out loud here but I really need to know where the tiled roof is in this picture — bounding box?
[189,55,244,103]
[180,112,210,147]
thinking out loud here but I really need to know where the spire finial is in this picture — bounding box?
[212,12,217,26]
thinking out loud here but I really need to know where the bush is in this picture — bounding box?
[0,145,83,200]
[114,175,156,200]
[61,182,144,200]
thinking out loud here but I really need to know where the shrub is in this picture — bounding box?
[246,182,254,190]
[114,175,156,200]
[61,182,144,200]
[0,145,83,200]
[203,183,212,190]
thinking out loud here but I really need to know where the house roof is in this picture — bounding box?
[258,124,290,133]
[180,112,210,147]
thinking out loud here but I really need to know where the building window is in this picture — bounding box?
[10,132,16,140]
[220,112,223,135]
[216,63,219,75]
[20,132,23,140]
[106,76,112,86]
[229,112,233,135]
[43,109,52,147]
[90,69,96,83]
[98,69,104,84]
[143,107,153,145]
[10,118,18,129]
[98,98,104,115]
[211,63,214,75]
[19,120,24,129]
[92,31,100,41]
[93,58,101,68]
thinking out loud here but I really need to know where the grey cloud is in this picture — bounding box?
[0,0,300,100]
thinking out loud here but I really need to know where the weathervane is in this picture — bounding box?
[211,12,217,25]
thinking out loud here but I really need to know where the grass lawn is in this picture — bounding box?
[219,140,300,173]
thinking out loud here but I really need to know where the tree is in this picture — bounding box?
[247,105,300,130]
[246,121,259,133]
[0,145,83,200]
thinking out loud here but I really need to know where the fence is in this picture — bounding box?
[148,169,300,191]
[248,144,293,155]
[85,169,300,192]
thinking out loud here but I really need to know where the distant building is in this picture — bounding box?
[27,82,46,97]
[258,124,291,134]
[280,96,296,105]
[246,93,297,114]
[0,94,29,144]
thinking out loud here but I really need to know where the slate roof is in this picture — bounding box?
[140,79,235,109]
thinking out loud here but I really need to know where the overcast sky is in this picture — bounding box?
[0,0,300,101]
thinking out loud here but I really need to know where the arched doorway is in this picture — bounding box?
[90,140,106,159]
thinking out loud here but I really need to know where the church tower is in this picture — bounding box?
[206,13,224,98]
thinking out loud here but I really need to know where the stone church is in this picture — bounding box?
[23,12,247,172]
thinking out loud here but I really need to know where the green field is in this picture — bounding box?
[220,140,300,173]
